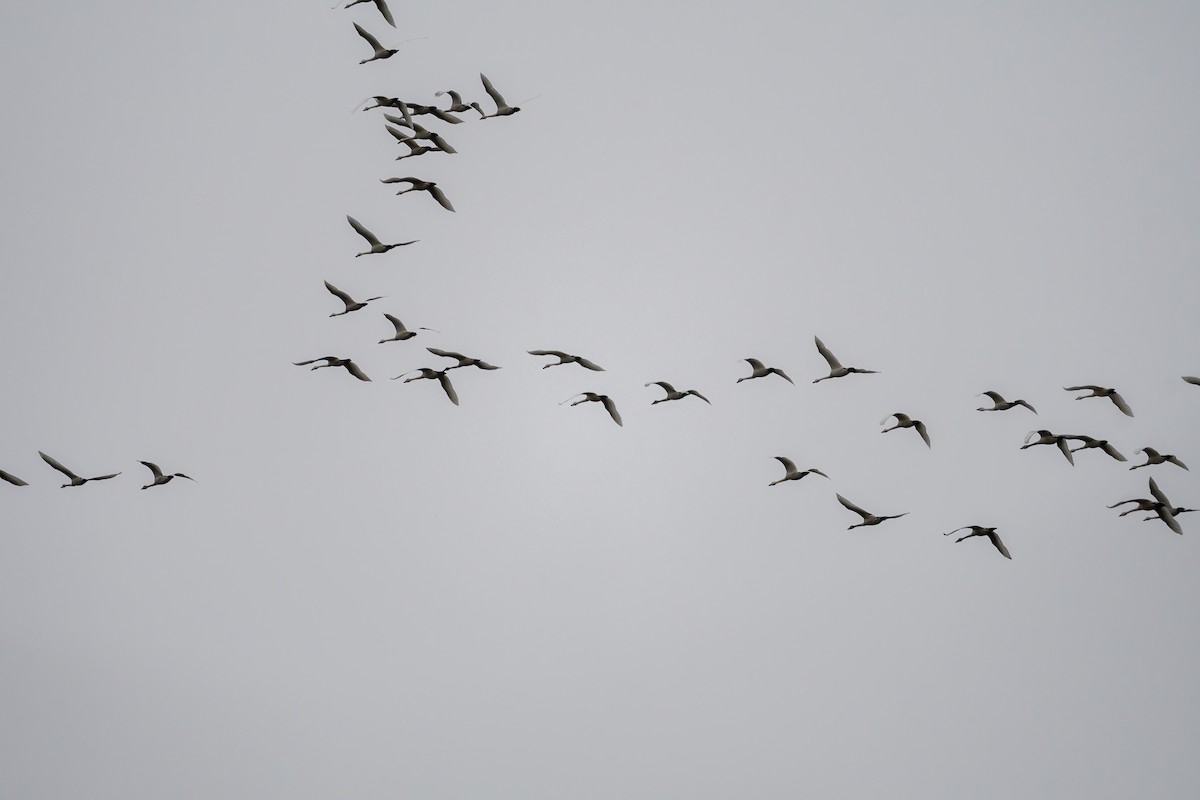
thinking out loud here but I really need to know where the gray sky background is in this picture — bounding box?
[2,2,1199,797]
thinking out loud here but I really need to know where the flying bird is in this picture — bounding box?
[392,368,459,405]
[393,137,451,161]
[1129,447,1189,471]
[1,468,28,486]
[378,314,436,343]
[353,23,398,64]
[1110,477,1190,534]
[1064,385,1134,417]
[471,73,521,119]
[293,356,371,382]
[138,461,195,490]
[560,392,622,426]
[644,382,710,405]
[944,526,1011,559]
[383,118,458,153]
[880,413,931,448]
[380,177,455,211]
[1021,430,1076,465]
[340,0,395,27]
[836,494,908,529]
[1063,435,1127,462]
[737,358,793,384]
[324,280,384,316]
[346,215,418,256]
[769,457,828,487]
[976,391,1037,413]
[813,337,879,383]
[426,348,500,370]
[38,451,120,488]
[528,350,605,371]
[434,89,472,114]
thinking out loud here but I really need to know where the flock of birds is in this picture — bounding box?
[7,0,1197,565]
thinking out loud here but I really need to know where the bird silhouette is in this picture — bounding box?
[836,494,908,529]
[1064,385,1134,417]
[138,461,195,490]
[644,381,710,405]
[1063,435,1127,462]
[470,73,521,119]
[1021,430,1076,465]
[393,368,459,405]
[1129,448,1188,471]
[1,468,29,487]
[380,177,455,211]
[347,215,418,256]
[560,393,622,426]
[880,413,931,448]
[945,526,1011,559]
[426,348,500,370]
[769,457,828,487]
[293,356,371,382]
[353,22,398,64]
[813,337,879,383]
[976,391,1037,414]
[1183,376,1200,387]
[383,118,458,153]
[434,89,472,114]
[528,350,605,371]
[737,358,793,384]
[378,315,437,343]
[325,280,384,316]
[38,451,120,488]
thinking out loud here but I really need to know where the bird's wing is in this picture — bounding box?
[1156,505,1183,535]
[385,125,415,144]
[373,0,396,26]
[0,469,28,486]
[347,215,381,246]
[1149,477,1172,508]
[437,372,459,405]
[808,468,830,479]
[744,358,765,370]
[529,350,569,359]
[383,314,409,334]
[429,133,457,154]
[1109,391,1134,417]
[139,461,164,479]
[601,396,623,426]
[944,526,972,537]
[1056,438,1076,465]
[293,357,337,366]
[1168,456,1189,470]
[324,280,355,306]
[576,357,605,371]
[426,109,463,124]
[1101,442,1127,461]
[987,532,1013,559]
[774,456,798,474]
[689,390,712,404]
[353,22,385,51]
[814,337,843,370]
[836,494,870,518]
[915,421,931,448]
[1024,430,1041,444]
[892,413,912,424]
[380,177,417,186]
[646,381,675,393]
[479,73,509,107]
[345,361,372,381]
[90,473,121,482]
[1017,400,1037,414]
[427,185,456,212]
[1064,385,1101,392]
[1184,376,1200,386]
[1141,447,1160,458]
[773,369,795,385]
[982,391,1005,403]
[39,451,80,480]
[427,347,465,360]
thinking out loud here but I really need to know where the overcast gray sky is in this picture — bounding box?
[2,2,1199,797]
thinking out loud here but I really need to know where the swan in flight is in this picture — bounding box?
[1112,477,1188,534]
[836,494,908,529]
[426,348,500,370]
[1129,448,1188,471]
[393,368,459,405]
[1,468,28,486]
[38,451,120,488]
[1021,430,1076,465]
[346,215,418,256]
[880,413,931,448]
[354,23,398,64]
[341,0,395,27]
[434,89,472,114]
[471,74,521,119]
[139,461,195,490]
[644,382,710,405]
[768,457,828,487]
[976,391,1037,414]
[1063,385,1134,417]
[293,356,371,382]
[383,118,458,154]
[380,177,455,211]
[813,337,878,383]
[560,393,622,427]
[378,315,436,343]
[528,350,605,371]
[737,358,793,384]
[1063,435,1126,462]
[945,526,1011,559]
[325,280,384,316]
